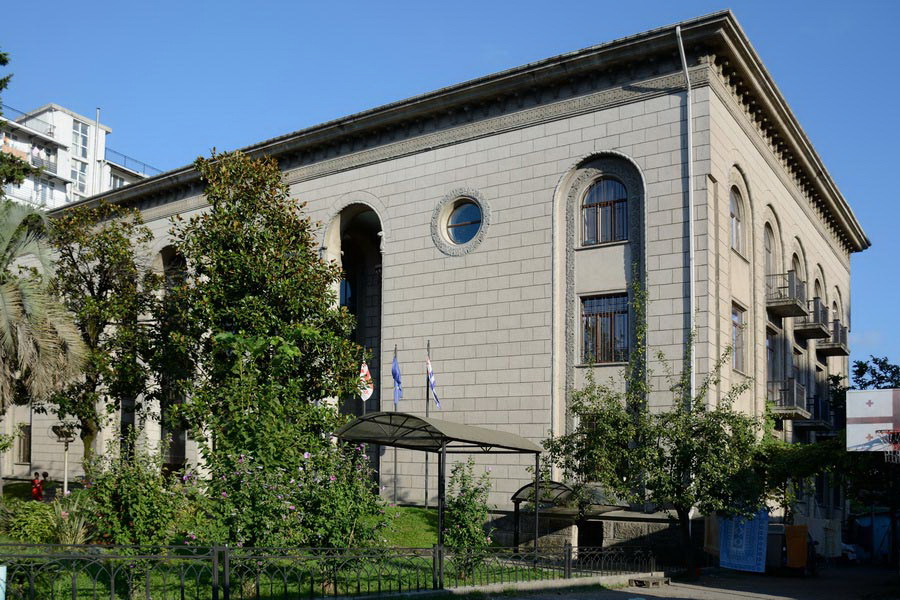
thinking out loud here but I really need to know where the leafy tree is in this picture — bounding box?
[154,151,378,546]
[546,292,764,574]
[0,201,85,404]
[44,201,160,460]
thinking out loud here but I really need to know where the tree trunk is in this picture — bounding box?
[677,506,697,579]
[81,418,98,462]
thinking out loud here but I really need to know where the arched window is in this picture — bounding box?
[730,188,745,254]
[791,253,803,280]
[582,178,627,246]
[764,225,776,277]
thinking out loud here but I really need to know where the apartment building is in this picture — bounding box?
[1,103,159,209]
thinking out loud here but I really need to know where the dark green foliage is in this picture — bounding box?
[2,498,54,543]
[153,151,381,547]
[44,201,160,460]
[84,433,187,548]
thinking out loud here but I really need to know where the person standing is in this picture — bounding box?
[30,472,43,501]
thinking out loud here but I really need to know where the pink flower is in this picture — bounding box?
[221,492,228,498]
[303,452,311,459]
[288,505,295,511]
[329,475,336,482]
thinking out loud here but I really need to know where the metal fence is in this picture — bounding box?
[0,543,656,599]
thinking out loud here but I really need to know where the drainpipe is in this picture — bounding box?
[93,108,102,195]
[675,26,696,405]
[676,24,696,548]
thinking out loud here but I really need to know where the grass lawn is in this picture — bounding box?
[385,505,438,547]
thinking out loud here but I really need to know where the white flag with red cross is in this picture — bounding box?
[846,389,900,452]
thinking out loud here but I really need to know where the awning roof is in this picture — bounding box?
[511,480,574,505]
[334,411,543,455]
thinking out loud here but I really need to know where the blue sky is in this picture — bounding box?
[3,0,898,364]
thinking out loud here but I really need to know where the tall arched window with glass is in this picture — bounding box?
[582,178,627,246]
[764,224,776,297]
[730,188,744,254]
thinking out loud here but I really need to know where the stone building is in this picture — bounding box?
[25,11,867,549]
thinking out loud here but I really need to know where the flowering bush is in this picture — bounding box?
[207,444,390,548]
[445,457,493,577]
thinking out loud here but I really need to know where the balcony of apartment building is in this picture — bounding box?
[767,377,812,419]
[105,148,162,178]
[795,389,834,432]
[1,104,55,138]
[794,297,831,340]
[816,320,850,358]
[765,271,809,318]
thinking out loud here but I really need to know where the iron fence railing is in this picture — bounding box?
[767,378,807,413]
[1,104,55,136]
[105,147,162,177]
[765,271,806,306]
[0,543,657,599]
[29,155,58,174]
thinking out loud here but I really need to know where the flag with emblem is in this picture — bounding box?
[359,360,373,402]
[391,351,402,406]
[426,354,440,409]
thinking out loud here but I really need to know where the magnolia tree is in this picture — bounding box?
[44,202,160,460]
[153,151,383,547]
[545,293,765,574]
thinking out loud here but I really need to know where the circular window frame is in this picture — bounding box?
[431,188,491,256]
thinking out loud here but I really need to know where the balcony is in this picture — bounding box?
[29,155,57,175]
[767,378,811,419]
[817,320,849,357]
[794,298,831,340]
[105,147,162,177]
[766,271,808,318]
[795,394,833,430]
[2,104,55,137]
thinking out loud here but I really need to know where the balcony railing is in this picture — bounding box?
[105,147,161,177]
[765,271,808,318]
[29,155,57,174]
[1,104,55,137]
[2,184,49,208]
[817,320,849,357]
[794,297,831,340]
[767,378,811,418]
[796,393,833,430]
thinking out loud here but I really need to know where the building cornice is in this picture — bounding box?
[49,11,869,255]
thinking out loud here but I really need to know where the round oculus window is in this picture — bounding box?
[446,200,482,244]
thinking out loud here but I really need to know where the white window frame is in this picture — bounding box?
[732,303,746,373]
[72,120,89,159]
[71,159,88,193]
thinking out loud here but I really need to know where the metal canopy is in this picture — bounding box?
[335,411,543,551]
[334,411,543,455]
[511,480,573,505]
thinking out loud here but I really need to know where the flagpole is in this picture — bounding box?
[393,344,398,506]
[425,340,430,510]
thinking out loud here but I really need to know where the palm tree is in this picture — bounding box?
[0,200,85,405]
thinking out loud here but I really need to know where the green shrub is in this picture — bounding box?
[3,498,54,543]
[445,458,493,578]
[84,433,187,549]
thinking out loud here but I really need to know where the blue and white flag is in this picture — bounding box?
[426,356,441,408]
[391,353,403,406]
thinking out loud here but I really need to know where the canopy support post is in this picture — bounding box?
[534,453,540,552]
[438,442,446,548]
[513,501,521,549]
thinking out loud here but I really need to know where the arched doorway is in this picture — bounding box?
[327,203,383,476]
